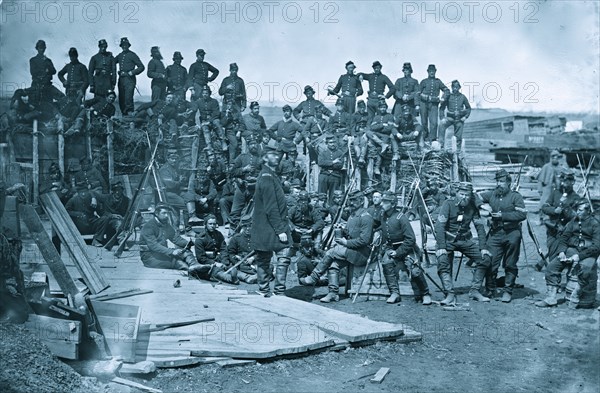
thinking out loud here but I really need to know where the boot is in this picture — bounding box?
[273,264,289,295]
[321,262,340,303]
[502,271,516,303]
[422,295,432,305]
[382,263,401,304]
[469,290,490,302]
[535,286,558,307]
[255,261,271,296]
[469,267,490,302]
[568,283,581,309]
[186,202,203,225]
[439,272,455,305]
[301,254,333,285]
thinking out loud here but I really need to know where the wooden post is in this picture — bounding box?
[187,135,199,192]
[32,119,39,206]
[86,110,92,161]
[107,119,114,187]
[57,117,65,176]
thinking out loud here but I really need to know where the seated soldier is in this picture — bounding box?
[296,233,327,286]
[184,170,217,225]
[65,184,110,246]
[67,90,116,135]
[139,203,200,271]
[394,104,423,151]
[72,157,107,194]
[361,102,399,175]
[191,85,227,152]
[96,180,131,244]
[226,217,259,284]
[289,190,325,251]
[193,215,241,284]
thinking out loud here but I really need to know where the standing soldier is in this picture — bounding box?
[165,51,188,100]
[220,99,245,162]
[301,190,374,303]
[88,39,117,98]
[536,150,564,210]
[328,60,363,114]
[293,86,332,136]
[188,49,219,93]
[115,37,145,115]
[438,80,471,150]
[250,144,292,297]
[318,135,346,203]
[478,169,527,302]
[358,61,395,123]
[219,63,246,112]
[435,182,491,304]
[58,47,89,103]
[419,64,450,143]
[269,105,303,155]
[147,46,167,102]
[540,170,580,262]
[29,39,62,105]
[392,62,420,118]
[536,199,599,309]
[379,191,432,305]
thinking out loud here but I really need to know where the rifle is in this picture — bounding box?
[320,174,357,250]
[352,232,381,303]
[527,217,549,271]
[576,154,595,213]
[454,253,464,281]
[224,250,256,274]
[511,155,528,192]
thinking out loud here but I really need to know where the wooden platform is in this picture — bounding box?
[35,245,421,367]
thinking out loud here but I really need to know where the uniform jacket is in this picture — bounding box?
[30,54,56,85]
[139,217,189,257]
[289,204,325,233]
[541,189,579,232]
[191,97,220,122]
[370,113,396,135]
[58,61,89,92]
[97,193,130,216]
[194,228,227,264]
[359,72,395,99]
[293,98,332,120]
[65,191,104,221]
[435,199,487,250]
[479,189,527,232]
[327,111,353,133]
[393,76,419,103]
[219,75,246,108]
[381,209,416,260]
[558,215,600,260]
[159,163,183,194]
[317,147,345,172]
[343,208,374,266]
[88,52,117,86]
[231,152,261,178]
[332,73,363,97]
[250,165,291,252]
[84,96,116,118]
[269,118,303,142]
[440,92,471,119]
[147,58,166,81]
[242,113,267,135]
[227,231,253,264]
[188,61,219,86]
[166,63,188,92]
[419,77,449,104]
[115,50,145,76]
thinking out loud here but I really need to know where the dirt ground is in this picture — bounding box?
[1,212,599,393]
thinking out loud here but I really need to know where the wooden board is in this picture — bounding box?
[24,314,82,360]
[90,300,141,363]
[39,192,109,294]
[0,195,20,236]
[231,295,406,344]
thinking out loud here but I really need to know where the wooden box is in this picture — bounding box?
[24,314,82,360]
[90,300,141,363]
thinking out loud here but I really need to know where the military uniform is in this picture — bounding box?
[58,58,89,100]
[219,72,247,111]
[438,84,471,148]
[392,71,420,117]
[394,109,423,150]
[419,66,449,141]
[29,51,63,105]
[188,59,219,91]
[358,62,395,122]
[541,187,579,260]
[227,227,259,278]
[331,72,363,114]
[288,194,325,246]
[479,172,527,300]
[269,116,303,153]
[159,161,186,210]
[115,39,145,115]
[65,190,110,245]
[250,162,292,296]
[317,142,345,203]
[193,226,241,283]
[147,56,167,102]
[89,41,117,98]
[166,53,188,99]
[221,104,245,161]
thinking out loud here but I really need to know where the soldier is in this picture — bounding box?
[219,63,247,112]
[366,190,383,229]
[72,157,107,193]
[419,64,450,143]
[65,185,110,246]
[57,47,89,102]
[361,102,399,175]
[134,91,178,127]
[301,190,374,303]
[478,169,527,302]
[115,37,145,115]
[394,104,423,151]
[537,150,564,210]
[147,46,167,102]
[435,182,491,304]
[392,62,420,118]
[97,180,130,245]
[536,199,600,309]
[220,99,245,162]
[289,190,325,250]
[327,98,353,139]
[29,39,63,105]
[190,85,226,152]
[188,49,219,92]
[159,150,187,214]
[378,191,432,305]
[328,60,363,114]
[193,215,240,284]
[139,203,200,271]
[296,233,327,285]
[269,105,303,154]
[88,39,117,98]
[68,90,117,135]
[358,61,395,123]
[229,137,261,227]
[438,80,471,150]
[165,51,188,100]
[227,217,259,284]
[251,143,292,297]
[293,86,332,135]
[185,170,217,224]
[318,135,346,203]
[242,102,267,149]
[540,170,580,262]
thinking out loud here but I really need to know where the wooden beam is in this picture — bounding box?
[32,119,39,206]
[111,377,162,393]
[89,288,153,302]
[39,192,109,294]
[20,204,80,299]
[370,367,390,383]
[107,120,114,186]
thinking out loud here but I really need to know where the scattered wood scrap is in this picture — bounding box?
[119,360,156,375]
[89,288,153,302]
[111,377,162,393]
[216,359,257,368]
[370,367,390,383]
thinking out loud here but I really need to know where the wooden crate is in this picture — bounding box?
[90,300,141,363]
[24,314,82,360]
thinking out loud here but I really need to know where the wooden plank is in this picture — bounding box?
[370,367,390,383]
[107,120,114,185]
[39,191,109,294]
[111,377,162,393]
[90,300,141,363]
[119,361,156,374]
[231,296,406,344]
[33,119,39,206]
[42,339,79,360]
[89,288,153,302]
[216,359,256,368]
[20,204,80,298]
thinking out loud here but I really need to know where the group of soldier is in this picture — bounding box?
[3,38,597,311]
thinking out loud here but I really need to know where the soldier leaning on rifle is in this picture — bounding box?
[536,199,599,309]
[192,215,242,284]
[329,60,363,114]
[540,170,580,261]
[435,182,491,304]
[250,143,292,297]
[379,191,432,305]
[477,169,527,303]
[88,39,117,98]
[57,47,89,102]
[358,61,395,123]
[392,62,420,118]
[139,203,200,271]
[301,190,374,303]
[147,46,167,102]
[219,62,247,112]
[438,80,471,150]
[227,218,259,284]
[419,64,450,143]
[318,135,346,204]
[115,37,145,116]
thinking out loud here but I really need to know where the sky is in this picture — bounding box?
[0,0,598,114]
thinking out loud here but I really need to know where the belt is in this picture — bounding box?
[322,169,342,176]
